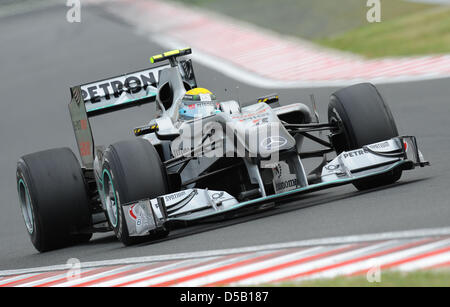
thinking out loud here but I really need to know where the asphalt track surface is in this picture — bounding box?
[0,4,449,270]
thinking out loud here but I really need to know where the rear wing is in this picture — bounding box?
[69,58,197,168]
[81,64,168,116]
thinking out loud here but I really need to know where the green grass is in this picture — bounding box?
[317,7,450,58]
[172,0,450,58]
[172,0,435,40]
[263,270,450,287]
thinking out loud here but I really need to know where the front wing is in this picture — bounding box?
[122,136,429,237]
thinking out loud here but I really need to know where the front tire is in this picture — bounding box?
[328,83,402,190]
[16,148,92,252]
[101,138,169,246]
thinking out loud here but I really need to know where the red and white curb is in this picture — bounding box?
[1,227,450,287]
[88,0,450,87]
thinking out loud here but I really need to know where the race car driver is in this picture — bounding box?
[178,88,221,120]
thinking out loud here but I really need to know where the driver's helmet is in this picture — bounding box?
[179,88,220,120]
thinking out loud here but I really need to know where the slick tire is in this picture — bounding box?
[101,138,169,246]
[16,148,92,252]
[328,83,402,191]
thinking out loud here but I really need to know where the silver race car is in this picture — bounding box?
[16,48,429,251]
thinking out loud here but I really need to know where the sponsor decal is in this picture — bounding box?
[274,164,282,178]
[370,141,390,149]
[275,178,297,191]
[343,148,369,159]
[73,119,88,131]
[172,146,193,158]
[254,117,269,126]
[199,93,212,101]
[165,191,187,203]
[128,204,138,220]
[261,136,287,150]
[128,203,153,234]
[325,164,340,171]
[79,141,91,157]
[80,66,167,105]
[211,192,225,200]
[238,114,270,123]
[232,107,269,120]
[186,102,216,109]
[81,73,156,104]
[273,162,298,193]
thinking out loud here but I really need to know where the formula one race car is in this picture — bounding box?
[16,48,429,252]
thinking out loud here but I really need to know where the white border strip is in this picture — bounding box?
[114,0,450,89]
[154,36,450,89]
[1,227,449,277]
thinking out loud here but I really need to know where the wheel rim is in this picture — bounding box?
[18,179,34,234]
[102,170,119,228]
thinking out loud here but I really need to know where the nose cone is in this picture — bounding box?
[239,124,296,158]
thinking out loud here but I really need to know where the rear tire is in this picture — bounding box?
[101,138,169,246]
[328,83,402,190]
[16,148,92,252]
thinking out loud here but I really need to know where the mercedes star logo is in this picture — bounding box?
[261,136,288,150]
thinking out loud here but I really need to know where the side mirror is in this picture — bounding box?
[133,123,158,136]
[257,93,279,107]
